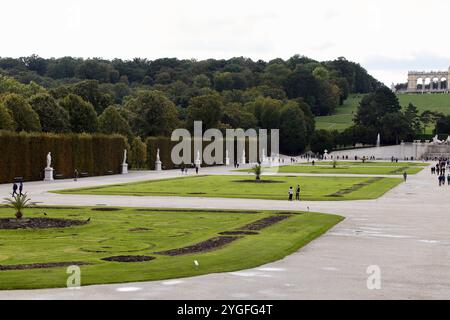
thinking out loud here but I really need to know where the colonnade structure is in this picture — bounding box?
[406,68,450,93]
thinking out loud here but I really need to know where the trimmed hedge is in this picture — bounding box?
[0,131,127,183]
[145,136,271,170]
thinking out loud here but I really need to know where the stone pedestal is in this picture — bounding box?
[225,157,230,165]
[121,163,128,174]
[194,159,201,167]
[44,167,54,181]
[155,160,162,171]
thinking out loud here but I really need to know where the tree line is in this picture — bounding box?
[0,55,382,155]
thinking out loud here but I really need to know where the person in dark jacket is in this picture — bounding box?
[12,182,18,196]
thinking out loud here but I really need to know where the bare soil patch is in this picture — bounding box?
[241,215,292,231]
[128,227,151,232]
[101,255,155,262]
[156,236,240,256]
[91,207,122,211]
[0,218,88,230]
[219,231,259,235]
[233,180,285,184]
[0,261,89,271]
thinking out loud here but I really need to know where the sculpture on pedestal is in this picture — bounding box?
[194,150,201,167]
[121,149,128,174]
[225,149,230,165]
[44,152,54,181]
[155,148,162,171]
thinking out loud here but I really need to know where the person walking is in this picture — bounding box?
[403,171,407,182]
[19,181,23,196]
[195,166,199,174]
[74,168,79,181]
[447,173,450,186]
[295,184,301,201]
[288,187,293,201]
[12,182,18,196]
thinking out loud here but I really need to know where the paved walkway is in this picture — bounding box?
[1,163,450,299]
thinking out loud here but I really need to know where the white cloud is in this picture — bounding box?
[1,0,450,85]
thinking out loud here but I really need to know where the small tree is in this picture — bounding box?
[3,193,32,219]
[252,164,262,181]
[130,136,147,169]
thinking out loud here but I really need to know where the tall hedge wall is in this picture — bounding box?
[0,131,127,183]
[145,136,271,170]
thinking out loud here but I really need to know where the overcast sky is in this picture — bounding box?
[2,0,450,85]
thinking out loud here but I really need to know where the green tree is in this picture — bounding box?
[28,93,70,133]
[404,103,421,134]
[187,93,223,130]
[98,106,132,137]
[354,87,401,127]
[59,94,98,133]
[435,115,450,135]
[72,80,114,114]
[279,103,307,154]
[130,136,147,169]
[310,129,336,154]
[193,74,211,88]
[263,63,291,86]
[0,104,16,131]
[381,112,410,145]
[1,93,41,132]
[126,91,179,137]
[247,97,282,129]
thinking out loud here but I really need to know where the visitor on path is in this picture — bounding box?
[19,181,23,195]
[447,173,450,186]
[295,184,301,201]
[195,166,199,174]
[288,187,293,201]
[12,182,18,196]
[403,171,407,182]
[74,169,78,181]
[439,174,445,186]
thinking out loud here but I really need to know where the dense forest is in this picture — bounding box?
[0,54,382,155]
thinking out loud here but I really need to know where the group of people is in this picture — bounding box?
[432,159,450,186]
[288,185,301,201]
[180,165,199,175]
[12,181,24,196]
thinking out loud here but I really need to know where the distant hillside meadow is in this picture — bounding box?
[316,93,450,132]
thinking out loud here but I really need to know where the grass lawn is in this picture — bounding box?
[0,206,342,289]
[315,93,450,132]
[57,175,403,201]
[248,161,427,175]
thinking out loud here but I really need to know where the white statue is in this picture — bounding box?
[196,150,200,161]
[432,135,443,144]
[446,136,450,144]
[225,149,229,158]
[156,148,160,162]
[46,152,52,168]
[123,149,127,164]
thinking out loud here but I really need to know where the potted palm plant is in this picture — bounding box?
[3,193,32,220]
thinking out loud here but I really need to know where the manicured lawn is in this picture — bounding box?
[0,206,342,289]
[249,161,427,175]
[57,175,403,201]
